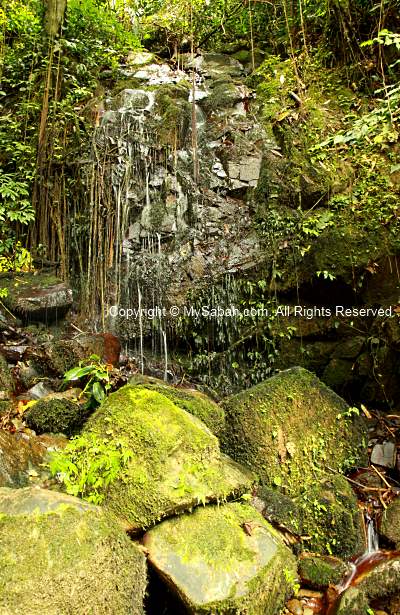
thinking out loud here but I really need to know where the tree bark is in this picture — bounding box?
[44,0,67,37]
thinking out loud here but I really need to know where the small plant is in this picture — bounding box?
[49,433,134,504]
[64,354,112,409]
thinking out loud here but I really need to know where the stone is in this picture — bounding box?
[0,487,147,614]
[380,497,400,547]
[0,353,14,396]
[0,430,66,488]
[128,376,225,437]
[24,396,86,436]
[144,502,297,615]
[336,557,400,614]
[25,381,54,400]
[222,367,367,557]
[298,552,351,588]
[43,332,121,375]
[239,156,262,182]
[54,384,253,529]
[126,50,155,66]
[370,441,396,468]
[1,272,73,322]
[113,88,152,111]
[286,598,303,615]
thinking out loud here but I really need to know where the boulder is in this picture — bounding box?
[336,557,400,614]
[1,272,73,322]
[298,552,352,589]
[128,376,225,437]
[24,396,86,436]
[0,430,66,488]
[0,487,147,614]
[52,385,253,529]
[381,497,400,547]
[144,502,297,615]
[41,332,121,375]
[222,367,367,556]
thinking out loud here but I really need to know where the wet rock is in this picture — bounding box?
[337,557,400,614]
[381,497,400,547]
[298,552,352,589]
[0,430,66,487]
[0,486,147,614]
[128,376,225,436]
[371,441,396,468]
[113,88,153,111]
[24,396,86,436]
[222,367,367,557]
[144,502,296,615]
[286,598,303,615]
[126,50,155,66]
[59,384,252,529]
[1,272,73,322]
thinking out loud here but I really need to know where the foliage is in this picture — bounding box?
[64,354,112,409]
[49,432,134,504]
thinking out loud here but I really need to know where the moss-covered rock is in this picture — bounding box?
[129,376,225,436]
[144,502,297,615]
[1,272,72,322]
[222,367,367,556]
[25,397,86,436]
[298,552,351,589]
[381,498,400,547]
[0,353,13,394]
[0,486,146,614]
[57,385,253,529]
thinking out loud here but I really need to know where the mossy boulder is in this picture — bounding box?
[381,498,400,547]
[144,502,297,615]
[0,353,13,395]
[129,376,225,436]
[61,385,253,529]
[0,486,147,614]
[1,272,72,322]
[24,397,86,436]
[222,367,367,556]
[298,552,351,589]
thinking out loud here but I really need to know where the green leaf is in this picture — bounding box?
[92,381,105,403]
[64,365,95,381]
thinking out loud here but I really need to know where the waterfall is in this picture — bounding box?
[366,514,379,553]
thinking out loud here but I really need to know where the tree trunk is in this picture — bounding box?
[45,0,67,37]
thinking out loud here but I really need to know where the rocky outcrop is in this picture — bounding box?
[381,497,400,547]
[222,367,367,557]
[52,384,253,529]
[144,502,297,615]
[0,487,147,614]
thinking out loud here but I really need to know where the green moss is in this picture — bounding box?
[0,488,146,614]
[222,367,367,556]
[129,376,225,436]
[298,553,351,589]
[25,398,86,436]
[381,499,400,547]
[52,385,253,529]
[145,502,297,615]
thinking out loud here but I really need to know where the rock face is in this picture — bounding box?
[0,430,66,488]
[55,384,253,529]
[298,552,351,589]
[144,502,297,615]
[0,353,13,396]
[222,367,367,556]
[2,272,72,322]
[0,486,147,614]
